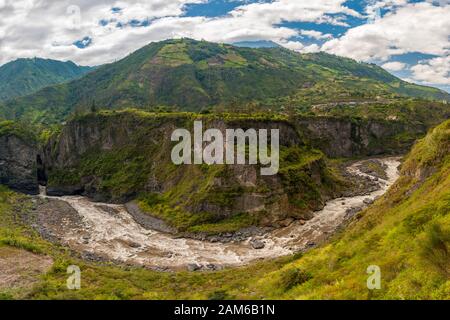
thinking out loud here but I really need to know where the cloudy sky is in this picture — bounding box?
[0,0,449,92]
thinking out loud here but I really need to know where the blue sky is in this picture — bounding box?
[182,0,449,92]
[0,0,448,92]
[184,0,252,17]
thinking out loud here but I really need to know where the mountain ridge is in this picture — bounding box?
[0,58,93,102]
[0,39,448,125]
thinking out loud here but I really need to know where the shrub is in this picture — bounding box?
[0,292,14,300]
[279,267,312,291]
[420,223,450,277]
[208,290,230,300]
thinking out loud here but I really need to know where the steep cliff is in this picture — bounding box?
[294,116,425,157]
[0,120,38,194]
[42,110,426,234]
[43,111,347,233]
[254,120,450,299]
[1,120,448,300]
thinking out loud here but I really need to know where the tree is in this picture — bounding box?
[90,100,97,113]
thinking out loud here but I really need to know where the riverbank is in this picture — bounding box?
[27,157,401,271]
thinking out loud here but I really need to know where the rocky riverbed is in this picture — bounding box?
[28,157,401,271]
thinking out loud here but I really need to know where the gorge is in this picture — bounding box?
[0,38,448,300]
[1,111,406,270]
[34,156,400,271]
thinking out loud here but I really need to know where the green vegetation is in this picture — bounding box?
[279,267,313,291]
[279,146,341,210]
[0,58,92,102]
[0,37,448,300]
[253,120,450,299]
[0,184,288,299]
[45,110,344,234]
[0,120,449,300]
[0,186,50,255]
[306,98,449,128]
[0,119,36,143]
[1,39,448,125]
[152,42,194,67]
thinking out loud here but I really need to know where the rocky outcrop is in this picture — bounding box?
[42,112,343,231]
[125,201,177,234]
[0,133,38,194]
[41,111,424,232]
[42,113,419,170]
[294,116,425,158]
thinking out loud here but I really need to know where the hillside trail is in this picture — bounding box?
[39,157,401,271]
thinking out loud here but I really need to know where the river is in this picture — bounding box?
[39,157,401,270]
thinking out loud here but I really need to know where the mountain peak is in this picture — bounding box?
[1,39,449,124]
[0,58,93,102]
[5,57,82,67]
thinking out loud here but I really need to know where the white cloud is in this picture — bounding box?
[228,0,361,26]
[300,30,333,40]
[0,0,207,65]
[365,0,408,22]
[278,40,305,52]
[411,56,450,85]
[381,61,406,71]
[0,0,360,66]
[322,2,450,61]
[301,43,321,53]
[0,0,448,89]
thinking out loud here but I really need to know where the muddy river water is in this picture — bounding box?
[40,157,401,270]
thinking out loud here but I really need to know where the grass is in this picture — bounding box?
[135,144,342,233]
[153,43,194,67]
[0,186,289,299]
[0,121,449,300]
[3,39,448,127]
[250,120,450,299]
[279,146,344,212]
[187,212,258,234]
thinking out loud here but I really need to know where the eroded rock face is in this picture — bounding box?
[0,134,38,194]
[41,113,340,228]
[294,116,425,158]
[41,112,418,231]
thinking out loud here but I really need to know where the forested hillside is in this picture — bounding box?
[1,39,448,125]
[0,58,92,102]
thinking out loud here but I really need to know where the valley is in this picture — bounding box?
[31,157,400,271]
[0,120,447,300]
[1,39,449,126]
[0,39,448,301]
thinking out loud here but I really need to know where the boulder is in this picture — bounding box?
[250,239,265,250]
[0,134,38,194]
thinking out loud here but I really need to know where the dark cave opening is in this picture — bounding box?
[37,154,47,186]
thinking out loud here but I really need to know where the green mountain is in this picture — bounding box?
[1,39,449,124]
[0,58,92,102]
